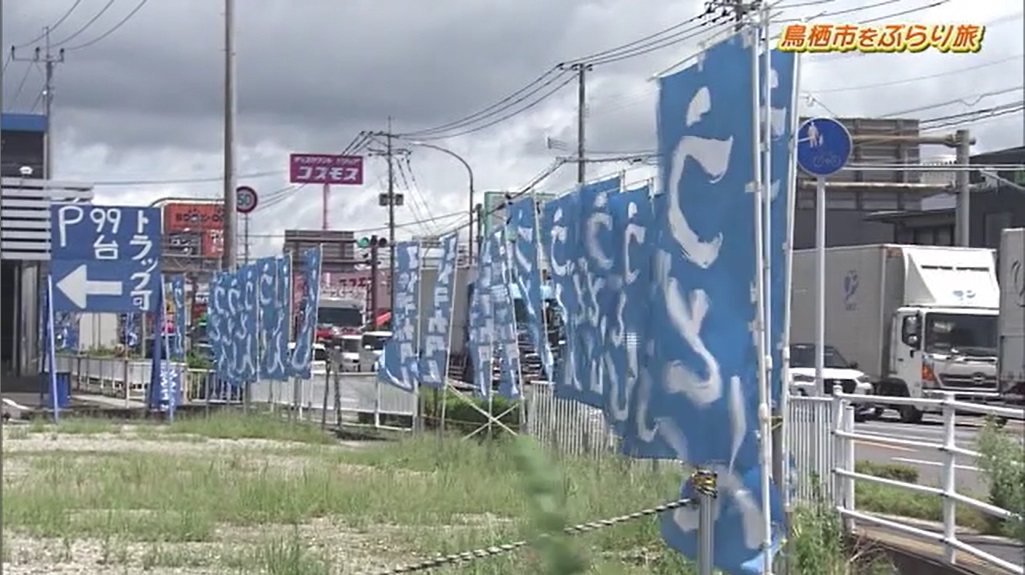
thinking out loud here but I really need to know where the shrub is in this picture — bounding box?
[976,418,1025,542]
[854,461,919,484]
[420,389,521,437]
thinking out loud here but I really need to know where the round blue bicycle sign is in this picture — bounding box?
[235,186,258,214]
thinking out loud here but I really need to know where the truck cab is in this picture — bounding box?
[316,297,364,345]
[881,249,1000,422]
[791,244,1000,424]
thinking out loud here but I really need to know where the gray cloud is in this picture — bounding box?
[4,0,1023,259]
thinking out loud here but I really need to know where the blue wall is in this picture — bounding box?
[1,113,47,133]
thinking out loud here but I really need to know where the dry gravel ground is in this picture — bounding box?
[0,424,456,575]
[0,416,690,575]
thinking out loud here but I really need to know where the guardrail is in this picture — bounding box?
[51,354,418,426]
[790,390,1024,575]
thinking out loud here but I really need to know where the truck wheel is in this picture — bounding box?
[898,405,923,424]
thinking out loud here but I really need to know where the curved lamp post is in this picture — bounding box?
[406,140,476,263]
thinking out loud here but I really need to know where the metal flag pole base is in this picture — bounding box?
[693,469,718,575]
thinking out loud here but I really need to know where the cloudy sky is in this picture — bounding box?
[2,0,1023,258]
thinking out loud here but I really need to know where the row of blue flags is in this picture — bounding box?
[206,247,320,384]
[404,31,794,575]
[377,233,464,393]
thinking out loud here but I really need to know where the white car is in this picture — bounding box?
[287,342,328,375]
[789,343,878,421]
[339,335,362,371]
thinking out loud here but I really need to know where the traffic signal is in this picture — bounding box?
[357,235,388,249]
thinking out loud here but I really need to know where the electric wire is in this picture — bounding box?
[9,64,35,107]
[13,0,84,48]
[809,9,1024,63]
[878,86,1024,120]
[50,0,117,48]
[403,155,441,235]
[394,156,432,236]
[62,0,151,51]
[586,20,734,67]
[560,9,714,67]
[407,74,577,141]
[89,169,284,186]
[398,67,569,138]
[809,54,1025,94]
[243,210,465,239]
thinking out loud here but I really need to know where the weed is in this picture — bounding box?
[976,419,1025,542]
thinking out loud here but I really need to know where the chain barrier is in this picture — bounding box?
[366,496,696,575]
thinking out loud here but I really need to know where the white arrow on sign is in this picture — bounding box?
[56,264,124,309]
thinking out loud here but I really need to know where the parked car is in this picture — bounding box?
[789,343,879,421]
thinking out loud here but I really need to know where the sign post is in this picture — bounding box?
[236,186,258,263]
[796,118,852,398]
[49,205,164,414]
[288,152,364,236]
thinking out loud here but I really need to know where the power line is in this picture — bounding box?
[89,169,284,186]
[62,0,151,51]
[808,9,1023,63]
[409,74,577,141]
[879,85,1023,119]
[808,54,1025,94]
[561,8,718,67]
[587,19,732,67]
[50,0,117,48]
[398,67,569,138]
[402,154,440,235]
[8,64,35,106]
[12,0,84,48]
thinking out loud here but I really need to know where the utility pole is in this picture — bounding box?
[13,27,64,178]
[571,63,590,184]
[955,129,971,246]
[222,0,239,271]
[386,118,397,283]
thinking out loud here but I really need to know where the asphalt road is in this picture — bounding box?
[853,412,1024,495]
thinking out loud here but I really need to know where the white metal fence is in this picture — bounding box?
[526,382,617,457]
[51,354,419,427]
[527,386,1023,574]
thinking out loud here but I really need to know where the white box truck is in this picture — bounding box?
[791,244,1000,423]
[998,228,1025,404]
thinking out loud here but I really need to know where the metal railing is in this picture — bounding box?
[812,390,1023,575]
[51,353,418,426]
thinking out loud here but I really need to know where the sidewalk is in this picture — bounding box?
[855,516,1023,575]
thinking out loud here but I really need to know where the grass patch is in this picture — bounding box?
[16,411,336,445]
[162,411,336,444]
[2,433,690,573]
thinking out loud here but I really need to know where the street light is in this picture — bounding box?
[406,140,476,264]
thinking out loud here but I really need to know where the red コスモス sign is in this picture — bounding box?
[289,154,364,185]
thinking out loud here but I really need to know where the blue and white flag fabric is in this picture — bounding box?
[289,247,322,380]
[507,197,554,380]
[765,49,797,407]
[378,241,421,392]
[661,464,785,575]
[539,191,581,400]
[224,271,244,381]
[258,256,292,381]
[468,233,496,398]
[647,32,784,574]
[169,275,186,361]
[208,272,231,379]
[490,229,522,400]
[119,313,140,349]
[237,263,259,382]
[54,313,79,351]
[572,176,622,409]
[600,184,653,441]
[420,232,459,389]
